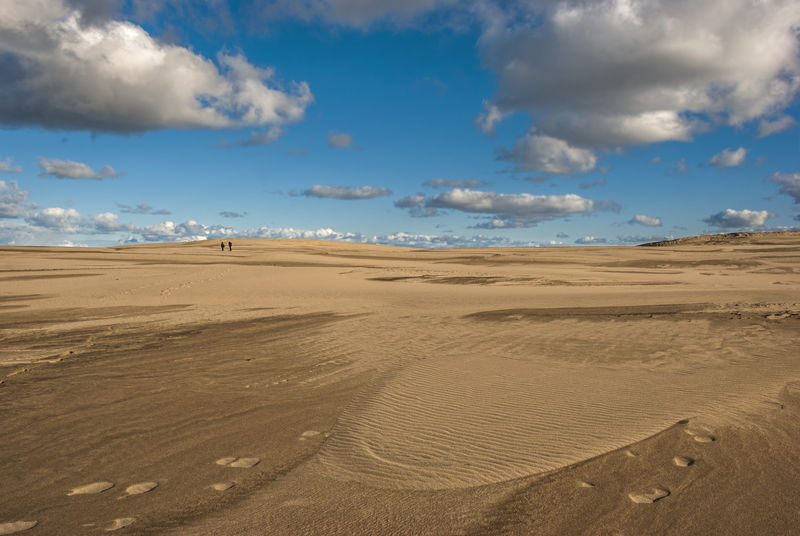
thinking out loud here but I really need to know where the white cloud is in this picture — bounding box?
[328,132,354,148]
[480,0,800,153]
[617,234,676,244]
[710,147,748,168]
[503,132,597,175]
[19,204,135,236]
[426,188,610,227]
[238,226,544,248]
[473,99,505,136]
[629,214,662,227]
[0,157,22,174]
[38,158,122,179]
[423,178,482,188]
[394,195,426,208]
[0,221,75,246]
[394,194,439,217]
[136,220,235,242]
[26,207,82,231]
[758,115,796,138]
[240,226,356,241]
[302,185,392,200]
[575,236,607,245]
[0,180,37,219]
[703,208,772,228]
[0,1,313,133]
[91,212,133,233]
[771,172,800,204]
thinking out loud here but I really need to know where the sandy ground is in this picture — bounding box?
[1,234,799,535]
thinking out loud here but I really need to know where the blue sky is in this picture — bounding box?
[1,0,799,247]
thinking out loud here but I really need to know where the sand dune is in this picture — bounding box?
[1,234,799,534]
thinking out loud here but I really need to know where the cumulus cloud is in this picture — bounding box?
[26,207,83,232]
[116,203,170,215]
[425,188,613,228]
[92,212,133,233]
[236,226,543,249]
[38,158,122,179]
[629,214,662,227]
[394,195,426,208]
[423,178,483,188]
[394,194,439,217]
[302,185,391,200]
[710,147,748,168]
[758,115,796,138]
[704,208,772,228]
[0,1,313,133]
[575,236,607,245]
[502,132,597,175]
[328,132,354,148]
[136,220,235,242]
[473,99,505,136]
[481,0,800,165]
[771,172,800,204]
[617,234,676,244]
[0,180,37,219]
[0,221,78,246]
[24,206,136,235]
[0,157,22,174]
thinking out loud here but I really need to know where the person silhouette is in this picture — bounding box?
[221,241,225,252]
[228,241,232,251]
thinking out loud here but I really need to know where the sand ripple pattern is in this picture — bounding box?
[319,318,800,490]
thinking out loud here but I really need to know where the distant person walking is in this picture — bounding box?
[228,241,233,251]
[221,241,225,252]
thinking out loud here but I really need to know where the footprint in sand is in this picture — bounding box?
[230,458,260,468]
[0,521,38,535]
[685,429,716,443]
[68,482,114,495]
[215,457,260,468]
[673,456,694,467]
[628,488,670,503]
[124,482,158,495]
[299,430,320,441]
[210,482,235,491]
[105,518,135,531]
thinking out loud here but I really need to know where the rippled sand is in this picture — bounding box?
[1,234,799,535]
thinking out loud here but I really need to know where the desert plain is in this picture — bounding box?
[1,232,799,535]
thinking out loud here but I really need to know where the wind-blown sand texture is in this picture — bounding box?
[1,233,799,535]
